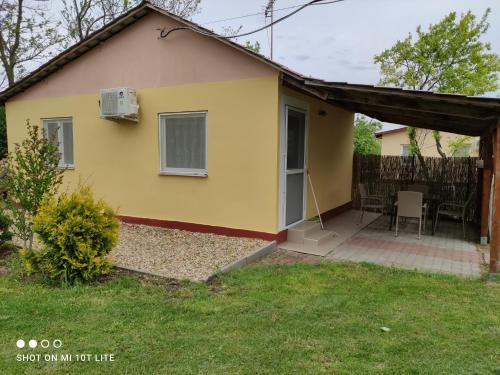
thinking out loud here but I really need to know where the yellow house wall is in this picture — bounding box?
[6,76,281,234]
[280,86,354,222]
[380,129,479,157]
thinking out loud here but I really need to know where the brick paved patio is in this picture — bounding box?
[325,215,488,277]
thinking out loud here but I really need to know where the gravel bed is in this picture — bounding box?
[111,223,268,281]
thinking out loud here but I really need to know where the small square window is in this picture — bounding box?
[452,144,471,157]
[400,144,412,156]
[159,112,207,176]
[43,118,74,168]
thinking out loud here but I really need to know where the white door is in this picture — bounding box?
[285,106,307,226]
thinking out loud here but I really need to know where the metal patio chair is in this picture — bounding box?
[433,194,474,238]
[359,183,384,223]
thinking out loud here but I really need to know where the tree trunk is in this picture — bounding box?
[433,130,447,158]
[407,126,430,180]
[28,230,33,250]
[5,67,15,87]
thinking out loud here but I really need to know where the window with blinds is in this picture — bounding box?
[43,118,74,168]
[159,112,208,176]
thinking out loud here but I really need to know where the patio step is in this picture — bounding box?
[278,210,382,257]
[304,229,335,247]
[287,221,321,244]
[287,221,336,247]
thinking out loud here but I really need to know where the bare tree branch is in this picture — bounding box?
[62,0,201,45]
[0,0,62,87]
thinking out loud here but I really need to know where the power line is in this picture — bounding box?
[160,0,345,40]
[215,0,345,39]
[201,0,344,26]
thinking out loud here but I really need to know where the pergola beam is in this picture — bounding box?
[331,100,491,136]
[325,90,500,120]
[328,97,496,122]
[339,106,487,136]
[309,81,500,110]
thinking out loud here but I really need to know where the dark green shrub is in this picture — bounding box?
[21,186,119,285]
[0,206,13,247]
[0,107,8,160]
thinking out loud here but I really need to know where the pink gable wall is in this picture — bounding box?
[12,12,278,101]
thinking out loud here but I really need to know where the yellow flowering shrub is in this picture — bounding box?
[24,186,119,284]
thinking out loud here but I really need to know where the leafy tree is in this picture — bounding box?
[62,0,201,44]
[374,9,500,158]
[448,135,474,157]
[152,0,201,18]
[407,127,431,159]
[245,40,261,54]
[221,25,261,53]
[1,121,63,249]
[353,116,382,155]
[0,0,62,87]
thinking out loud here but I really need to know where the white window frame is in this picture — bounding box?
[158,111,208,177]
[452,144,471,157]
[400,144,411,156]
[42,117,74,169]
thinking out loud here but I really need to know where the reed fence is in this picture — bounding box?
[352,154,479,222]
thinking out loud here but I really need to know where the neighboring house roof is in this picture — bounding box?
[1,1,499,136]
[375,127,406,138]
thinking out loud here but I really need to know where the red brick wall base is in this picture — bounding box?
[118,201,352,244]
[118,215,287,243]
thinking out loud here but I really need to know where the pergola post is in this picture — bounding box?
[490,121,500,274]
[480,134,492,245]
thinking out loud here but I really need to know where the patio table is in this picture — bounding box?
[388,193,440,235]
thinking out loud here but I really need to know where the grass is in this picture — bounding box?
[0,251,499,374]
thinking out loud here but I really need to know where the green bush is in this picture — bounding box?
[21,186,119,285]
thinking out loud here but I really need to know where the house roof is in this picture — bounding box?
[375,127,406,138]
[1,1,499,137]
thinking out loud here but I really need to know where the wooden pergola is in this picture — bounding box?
[285,75,500,274]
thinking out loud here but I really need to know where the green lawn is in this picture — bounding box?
[1,252,499,375]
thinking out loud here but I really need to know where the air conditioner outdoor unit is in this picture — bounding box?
[100,87,139,122]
